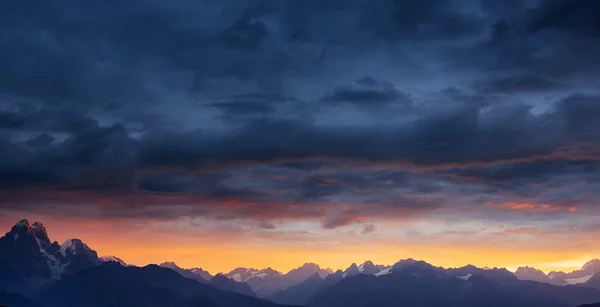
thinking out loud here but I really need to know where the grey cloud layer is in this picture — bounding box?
[1,0,599,227]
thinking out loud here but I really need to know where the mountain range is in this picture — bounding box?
[223,263,333,297]
[3,219,600,307]
[515,260,600,286]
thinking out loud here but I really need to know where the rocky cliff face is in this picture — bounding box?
[0,219,100,294]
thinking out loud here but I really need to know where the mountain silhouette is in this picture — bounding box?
[38,262,291,307]
[0,219,99,294]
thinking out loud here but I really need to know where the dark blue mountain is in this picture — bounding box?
[308,261,600,307]
[209,273,256,297]
[270,270,345,305]
[0,292,47,307]
[37,262,292,307]
[0,219,99,294]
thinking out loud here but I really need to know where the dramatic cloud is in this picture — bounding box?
[0,0,599,237]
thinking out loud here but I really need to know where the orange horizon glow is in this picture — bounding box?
[1,214,597,276]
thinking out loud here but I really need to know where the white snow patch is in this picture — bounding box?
[254,272,267,278]
[232,273,242,282]
[35,237,63,279]
[358,263,365,273]
[13,233,18,241]
[100,256,127,266]
[375,268,392,277]
[457,274,473,281]
[15,220,29,227]
[59,239,75,256]
[566,275,593,285]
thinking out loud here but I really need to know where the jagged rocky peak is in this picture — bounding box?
[159,261,181,269]
[300,262,320,270]
[60,238,95,257]
[8,219,54,247]
[211,273,230,281]
[582,259,600,274]
[100,256,128,266]
[30,221,51,242]
[287,263,321,275]
[345,263,360,275]
[357,260,383,275]
[10,219,31,233]
[262,267,281,275]
[31,221,47,234]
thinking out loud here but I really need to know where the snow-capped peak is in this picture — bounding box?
[15,219,30,228]
[358,261,371,272]
[582,259,600,274]
[100,256,127,266]
[59,238,90,256]
[225,267,282,282]
[31,221,48,235]
[60,239,75,256]
[10,219,32,234]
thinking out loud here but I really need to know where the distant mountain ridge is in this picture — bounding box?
[515,259,600,286]
[515,266,554,283]
[309,260,600,307]
[0,219,101,294]
[224,263,333,296]
[36,262,290,307]
[159,262,256,296]
[5,219,600,307]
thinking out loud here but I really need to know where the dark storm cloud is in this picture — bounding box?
[320,77,411,108]
[1,0,600,227]
[526,0,600,36]
[474,75,568,93]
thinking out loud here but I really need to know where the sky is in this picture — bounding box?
[1,0,600,275]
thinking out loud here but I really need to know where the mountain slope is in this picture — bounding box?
[308,262,600,307]
[0,219,100,294]
[159,261,208,282]
[209,273,256,297]
[549,259,600,285]
[159,261,255,296]
[0,292,48,307]
[269,273,328,305]
[226,263,331,297]
[38,262,288,307]
[270,263,372,305]
[514,266,554,283]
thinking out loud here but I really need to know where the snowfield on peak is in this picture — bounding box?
[59,239,76,256]
[375,267,392,277]
[100,256,128,266]
[457,274,473,280]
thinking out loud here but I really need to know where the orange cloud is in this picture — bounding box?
[485,201,576,213]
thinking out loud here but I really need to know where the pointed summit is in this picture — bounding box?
[344,263,360,278]
[358,260,382,275]
[514,266,552,283]
[31,222,47,235]
[582,259,600,275]
[10,219,31,234]
[159,261,181,269]
[15,219,30,227]
[30,221,51,244]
